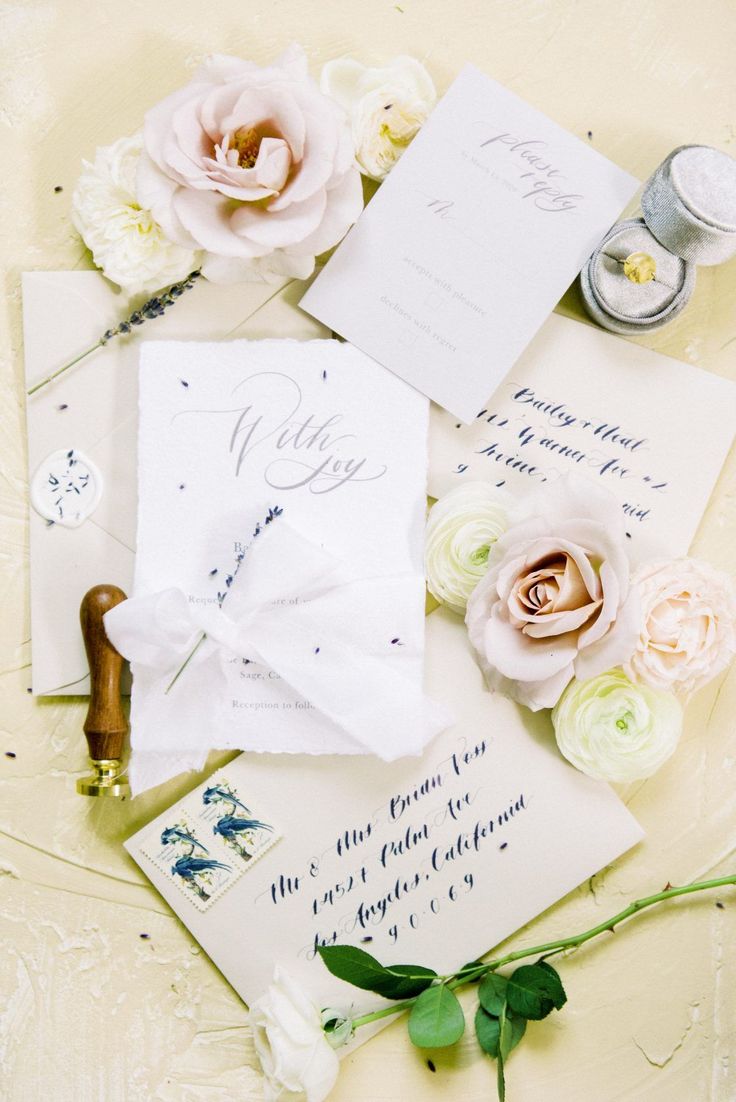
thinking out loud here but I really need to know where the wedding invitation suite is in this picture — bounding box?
[128,339,435,791]
[428,314,736,558]
[126,608,644,1043]
[22,271,328,695]
[301,65,639,421]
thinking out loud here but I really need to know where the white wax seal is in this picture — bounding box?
[30,448,103,528]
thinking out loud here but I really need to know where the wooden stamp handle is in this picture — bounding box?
[80,584,128,761]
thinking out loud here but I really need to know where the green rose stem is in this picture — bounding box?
[349,873,736,1030]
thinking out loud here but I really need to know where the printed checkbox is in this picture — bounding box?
[424,290,445,311]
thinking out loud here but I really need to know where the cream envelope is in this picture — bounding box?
[125,608,644,1045]
[23,271,328,695]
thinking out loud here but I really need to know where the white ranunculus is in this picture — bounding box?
[552,668,683,783]
[321,56,436,180]
[72,133,199,293]
[425,482,509,614]
[249,968,340,1102]
[625,557,736,699]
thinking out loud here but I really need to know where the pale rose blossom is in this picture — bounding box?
[425,482,509,613]
[72,134,199,292]
[321,56,436,180]
[249,967,340,1101]
[625,558,736,698]
[137,46,363,283]
[466,475,639,710]
[552,668,683,782]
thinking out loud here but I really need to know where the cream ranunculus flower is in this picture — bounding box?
[466,475,640,711]
[321,56,436,180]
[624,558,736,698]
[249,967,340,1102]
[72,134,199,293]
[552,668,683,782]
[425,483,509,613]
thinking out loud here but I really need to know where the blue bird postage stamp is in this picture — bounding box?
[137,773,281,911]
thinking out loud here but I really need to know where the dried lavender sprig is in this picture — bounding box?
[26,270,202,397]
[164,505,283,695]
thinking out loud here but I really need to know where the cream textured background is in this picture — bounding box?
[2,1,736,1099]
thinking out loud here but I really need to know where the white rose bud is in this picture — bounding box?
[249,967,340,1102]
[425,482,509,613]
[625,557,736,699]
[321,55,436,180]
[72,133,199,293]
[552,668,683,783]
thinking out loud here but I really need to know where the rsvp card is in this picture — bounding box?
[302,65,639,421]
[429,314,736,559]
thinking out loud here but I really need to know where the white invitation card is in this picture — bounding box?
[22,271,328,696]
[301,65,638,421]
[429,314,736,558]
[129,339,434,789]
[126,608,644,1042]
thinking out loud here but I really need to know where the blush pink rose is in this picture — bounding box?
[466,476,640,710]
[624,557,736,698]
[137,46,363,283]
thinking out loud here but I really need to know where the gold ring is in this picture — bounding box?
[621,251,657,284]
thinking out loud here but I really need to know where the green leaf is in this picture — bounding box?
[317,945,436,999]
[456,960,486,983]
[506,963,567,1021]
[479,973,508,1016]
[379,964,438,998]
[501,1010,526,1058]
[408,985,466,1048]
[474,1006,501,1056]
[475,1003,527,1061]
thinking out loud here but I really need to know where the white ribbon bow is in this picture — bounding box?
[105,523,451,794]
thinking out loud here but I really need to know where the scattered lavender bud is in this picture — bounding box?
[716,901,725,909]
[5,751,16,757]
[139,933,151,940]
[57,404,68,411]
[500,842,508,850]
[314,647,320,654]
[54,185,63,193]
[209,568,218,577]
[180,379,189,388]
[427,1060,436,1073]
[178,483,185,491]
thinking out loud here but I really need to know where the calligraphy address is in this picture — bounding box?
[254,736,528,955]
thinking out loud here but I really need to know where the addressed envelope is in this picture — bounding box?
[23,272,328,695]
[125,607,643,1041]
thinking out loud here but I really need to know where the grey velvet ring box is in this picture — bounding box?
[581,144,736,334]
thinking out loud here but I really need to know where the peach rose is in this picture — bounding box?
[625,558,736,698]
[466,476,640,710]
[137,46,363,283]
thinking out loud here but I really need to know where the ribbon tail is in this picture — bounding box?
[248,618,453,761]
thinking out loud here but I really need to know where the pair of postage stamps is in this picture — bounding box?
[137,772,281,910]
